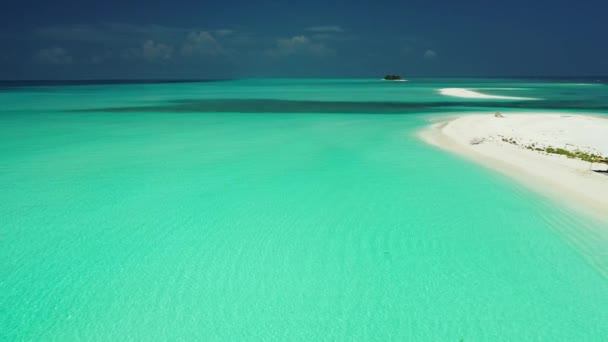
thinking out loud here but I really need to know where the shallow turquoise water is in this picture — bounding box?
[1,79,608,341]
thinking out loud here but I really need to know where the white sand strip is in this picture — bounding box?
[419,113,608,221]
[439,88,538,100]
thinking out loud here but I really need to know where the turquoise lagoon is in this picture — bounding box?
[1,78,608,340]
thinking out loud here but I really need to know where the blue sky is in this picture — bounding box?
[1,0,607,79]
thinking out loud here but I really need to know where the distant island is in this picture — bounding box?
[384,75,402,80]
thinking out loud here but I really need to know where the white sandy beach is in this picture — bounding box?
[420,113,608,221]
[439,88,538,100]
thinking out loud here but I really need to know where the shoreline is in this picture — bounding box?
[419,112,608,222]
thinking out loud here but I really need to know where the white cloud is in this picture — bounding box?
[305,26,355,43]
[31,24,344,65]
[278,35,309,50]
[38,25,233,62]
[181,31,224,57]
[122,40,173,62]
[424,49,437,59]
[35,47,73,64]
[142,40,174,61]
[267,35,335,57]
[35,24,237,47]
[305,25,344,33]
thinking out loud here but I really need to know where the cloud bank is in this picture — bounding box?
[267,35,335,57]
[424,49,437,59]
